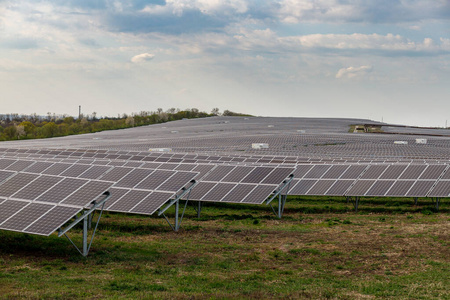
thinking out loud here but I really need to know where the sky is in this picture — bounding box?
[0,0,449,127]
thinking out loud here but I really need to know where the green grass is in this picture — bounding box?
[0,196,448,299]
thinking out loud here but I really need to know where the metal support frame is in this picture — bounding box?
[158,180,197,232]
[58,191,111,257]
[266,174,294,219]
[346,196,360,212]
[192,201,203,218]
[414,197,418,206]
[431,197,440,211]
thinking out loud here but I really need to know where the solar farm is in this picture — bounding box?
[0,116,449,298]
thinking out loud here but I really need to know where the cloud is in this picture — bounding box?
[131,53,155,63]
[336,65,372,79]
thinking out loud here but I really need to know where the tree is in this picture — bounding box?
[125,116,135,127]
[211,108,220,116]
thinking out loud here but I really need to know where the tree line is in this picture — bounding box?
[0,108,251,141]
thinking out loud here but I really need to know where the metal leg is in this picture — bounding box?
[414,197,418,205]
[353,197,359,212]
[197,201,202,218]
[83,217,88,256]
[434,198,440,211]
[346,196,350,204]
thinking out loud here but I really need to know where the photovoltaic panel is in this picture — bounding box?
[419,165,447,180]
[303,165,331,179]
[379,165,407,179]
[261,167,294,185]
[78,165,111,179]
[107,190,151,212]
[0,202,53,232]
[24,206,82,236]
[406,181,435,197]
[360,165,388,179]
[174,163,197,171]
[0,200,29,224]
[99,167,133,182]
[202,165,235,182]
[5,160,34,172]
[385,181,415,196]
[306,180,335,195]
[242,185,276,204]
[201,183,237,201]
[0,159,16,169]
[103,188,130,209]
[399,165,427,179]
[11,175,63,200]
[36,178,88,203]
[130,191,174,215]
[24,161,53,174]
[0,170,15,184]
[289,179,317,195]
[0,173,39,197]
[192,165,216,178]
[42,163,71,175]
[340,165,367,179]
[365,180,395,196]
[188,182,217,200]
[114,168,155,188]
[427,181,450,197]
[61,181,113,206]
[222,166,254,183]
[221,184,256,203]
[321,165,350,179]
[346,180,376,196]
[60,164,92,177]
[135,169,175,190]
[241,167,274,184]
[292,165,314,178]
[325,180,354,196]
[440,169,450,180]
[157,171,197,192]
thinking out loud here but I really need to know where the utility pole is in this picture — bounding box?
[79,105,81,119]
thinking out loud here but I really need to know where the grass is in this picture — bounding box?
[0,196,449,299]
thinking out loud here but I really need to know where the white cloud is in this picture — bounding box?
[336,65,372,79]
[131,53,155,63]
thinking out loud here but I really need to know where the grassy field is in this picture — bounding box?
[0,197,449,299]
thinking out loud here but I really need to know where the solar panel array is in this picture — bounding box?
[0,116,448,241]
[289,163,450,197]
[0,158,199,235]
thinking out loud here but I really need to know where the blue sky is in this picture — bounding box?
[1,0,449,126]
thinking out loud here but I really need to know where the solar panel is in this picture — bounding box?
[157,172,196,192]
[242,185,275,204]
[0,173,39,197]
[221,184,255,203]
[289,179,317,195]
[360,165,388,179]
[202,165,235,182]
[24,206,82,236]
[36,178,88,203]
[61,181,113,206]
[60,164,92,177]
[399,165,427,179]
[303,165,331,179]
[11,175,63,200]
[365,180,395,196]
[306,180,335,195]
[131,191,174,215]
[222,166,254,182]
[42,163,71,175]
[325,180,354,196]
[0,159,16,169]
[321,165,350,179]
[241,167,275,183]
[135,169,175,190]
[419,165,446,180]
[108,190,151,212]
[379,165,407,179]
[0,202,53,232]
[114,168,155,188]
[24,161,53,173]
[0,170,15,184]
[99,166,133,181]
[0,200,29,224]
[385,180,415,196]
[201,183,237,201]
[78,165,112,179]
[5,160,35,172]
[346,180,376,196]
[340,165,367,179]
[428,181,450,197]
[406,181,435,197]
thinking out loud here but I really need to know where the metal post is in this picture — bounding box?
[354,197,359,212]
[83,216,88,256]
[88,213,93,230]
[346,196,350,204]
[414,197,418,205]
[174,200,179,231]
[197,201,202,218]
[435,198,440,211]
[278,194,282,219]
